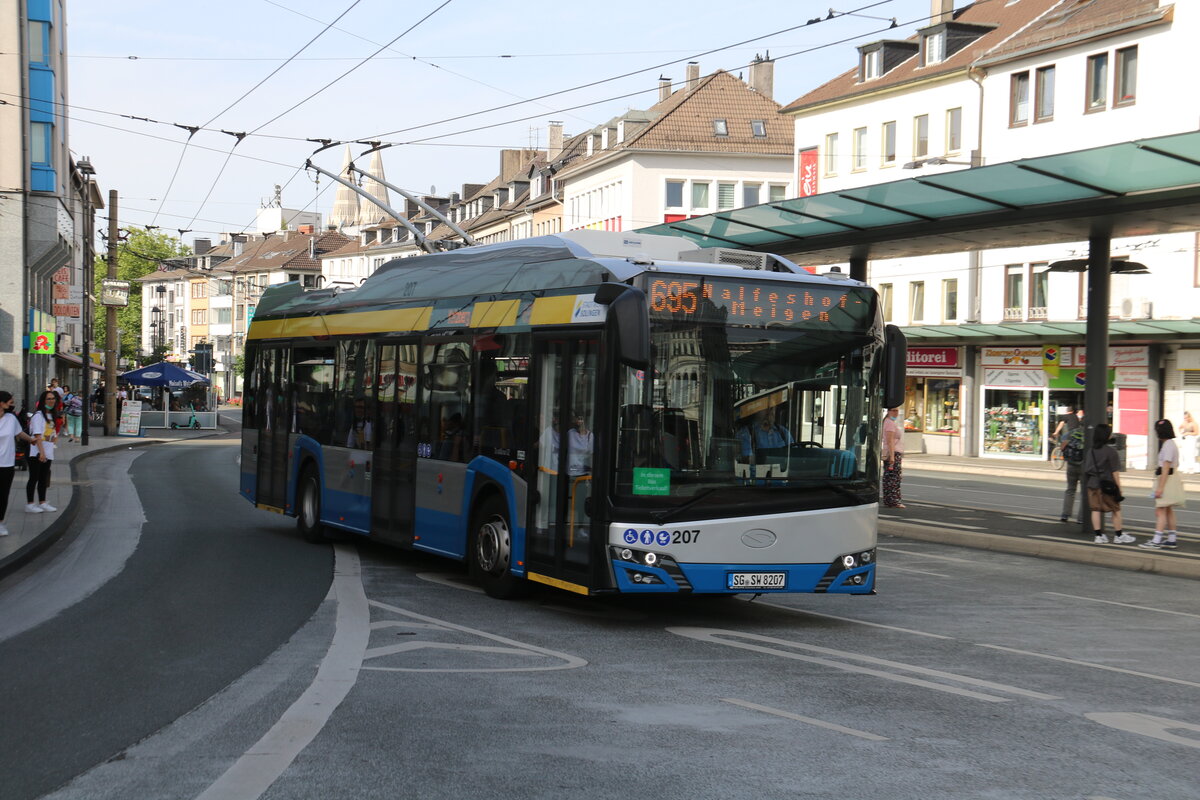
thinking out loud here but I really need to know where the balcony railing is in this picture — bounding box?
[1028,306,1047,320]
[1003,307,1023,321]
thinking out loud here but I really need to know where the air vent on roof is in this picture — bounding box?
[679,247,770,270]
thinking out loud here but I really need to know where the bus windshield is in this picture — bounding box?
[615,276,882,507]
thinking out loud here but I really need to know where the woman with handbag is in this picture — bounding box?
[1141,419,1186,550]
[1085,423,1134,544]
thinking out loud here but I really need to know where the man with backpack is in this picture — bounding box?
[1056,406,1086,522]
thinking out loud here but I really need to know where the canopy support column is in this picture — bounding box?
[1080,233,1111,536]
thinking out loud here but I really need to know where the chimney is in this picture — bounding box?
[686,62,700,92]
[658,76,672,102]
[748,53,775,101]
[298,224,314,234]
[931,0,954,24]
[193,238,212,255]
[548,121,563,161]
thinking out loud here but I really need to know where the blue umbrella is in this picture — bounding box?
[120,361,210,387]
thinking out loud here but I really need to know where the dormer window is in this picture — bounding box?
[923,30,945,65]
[713,119,728,136]
[862,48,882,80]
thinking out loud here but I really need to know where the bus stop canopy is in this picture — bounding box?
[635,130,1200,266]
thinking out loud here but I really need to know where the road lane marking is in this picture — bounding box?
[877,547,974,564]
[668,628,1059,702]
[894,518,985,530]
[721,699,888,741]
[885,564,952,578]
[196,543,369,800]
[743,598,954,639]
[1042,592,1200,620]
[1086,712,1200,749]
[364,599,587,672]
[976,644,1200,690]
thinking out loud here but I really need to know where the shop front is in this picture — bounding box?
[979,345,1147,463]
[903,347,962,455]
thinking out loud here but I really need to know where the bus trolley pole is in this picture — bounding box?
[303,160,437,254]
[1079,233,1111,537]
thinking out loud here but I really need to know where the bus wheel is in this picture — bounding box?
[470,496,526,599]
[297,467,326,543]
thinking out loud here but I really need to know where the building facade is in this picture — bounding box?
[782,0,1198,466]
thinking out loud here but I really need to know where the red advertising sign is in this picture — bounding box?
[798,148,819,198]
[907,347,959,368]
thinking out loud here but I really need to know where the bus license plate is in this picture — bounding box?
[727,572,787,590]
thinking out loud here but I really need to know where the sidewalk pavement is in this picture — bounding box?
[0,422,220,580]
[902,450,1200,492]
[889,451,1200,581]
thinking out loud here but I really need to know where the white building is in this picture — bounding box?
[782,0,1199,464]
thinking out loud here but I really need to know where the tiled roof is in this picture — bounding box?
[135,267,192,282]
[557,70,792,179]
[220,231,352,273]
[781,0,1065,113]
[981,0,1171,62]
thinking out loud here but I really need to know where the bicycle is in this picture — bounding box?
[1048,439,1065,470]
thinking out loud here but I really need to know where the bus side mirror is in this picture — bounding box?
[595,283,650,370]
[882,324,907,409]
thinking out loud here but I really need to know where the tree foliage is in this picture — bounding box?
[93,227,190,361]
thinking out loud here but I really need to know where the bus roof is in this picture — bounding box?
[252,231,866,323]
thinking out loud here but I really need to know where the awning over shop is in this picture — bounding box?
[900,319,1200,345]
[634,130,1200,266]
[54,352,103,372]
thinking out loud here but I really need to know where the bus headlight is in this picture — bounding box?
[842,555,857,569]
[643,552,658,566]
[860,550,874,563]
[619,548,634,561]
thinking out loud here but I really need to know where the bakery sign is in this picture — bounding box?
[981,346,1042,368]
[907,347,962,376]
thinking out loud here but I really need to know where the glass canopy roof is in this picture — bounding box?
[635,131,1200,256]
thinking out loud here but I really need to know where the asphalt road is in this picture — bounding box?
[0,432,331,800]
[2,429,1197,799]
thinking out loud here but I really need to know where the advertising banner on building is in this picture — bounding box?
[981,346,1041,368]
[798,147,819,197]
[907,347,961,377]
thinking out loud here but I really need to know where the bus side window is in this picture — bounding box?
[334,340,375,449]
[422,340,472,462]
[473,334,529,464]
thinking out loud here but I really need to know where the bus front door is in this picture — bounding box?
[527,336,599,593]
[255,347,290,512]
[371,343,417,545]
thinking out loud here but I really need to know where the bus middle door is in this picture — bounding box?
[527,336,599,594]
[371,342,417,546]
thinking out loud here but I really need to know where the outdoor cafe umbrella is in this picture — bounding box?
[120,361,210,387]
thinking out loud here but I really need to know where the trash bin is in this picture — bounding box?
[1110,432,1127,470]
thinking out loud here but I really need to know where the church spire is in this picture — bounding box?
[329,145,361,230]
[358,150,391,226]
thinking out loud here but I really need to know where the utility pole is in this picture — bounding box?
[104,190,118,436]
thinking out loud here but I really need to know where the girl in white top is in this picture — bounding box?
[1142,418,1186,550]
[25,390,59,514]
[0,390,36,536]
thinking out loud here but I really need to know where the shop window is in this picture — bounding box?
[983,390,1043,456]
[924,379,960,433]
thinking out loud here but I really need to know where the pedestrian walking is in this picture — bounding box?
[0,390,36,537]
[1057,406,1086,522]
[62,385,83,442]
[1178,410,1199,474]
[1141,419,1186,550]
[881,407,905,508]
[1085,422,1134,544]
[25,390,60,514]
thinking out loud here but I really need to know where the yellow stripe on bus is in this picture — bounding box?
[529,295,577,325]
[248,307,433,341]
[470,300,520,328]
[525,572,591,596]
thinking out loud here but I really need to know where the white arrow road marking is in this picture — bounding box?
[885,564,952,578]
[1043,592,1200,620]
[721,698,889,741]
[364,599,587,673]
[1086,712,1200,749]
[668,628,1060,703]
[195,543,369,800]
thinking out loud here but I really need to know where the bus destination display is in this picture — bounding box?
[647,276,871,328]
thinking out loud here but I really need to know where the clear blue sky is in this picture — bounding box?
[67,0,936,244]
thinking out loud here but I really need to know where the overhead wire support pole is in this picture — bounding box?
[104,190,119,436]
[349,159,476,245]
[303,159,438,254]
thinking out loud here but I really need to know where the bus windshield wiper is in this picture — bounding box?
[650,487,725,525]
